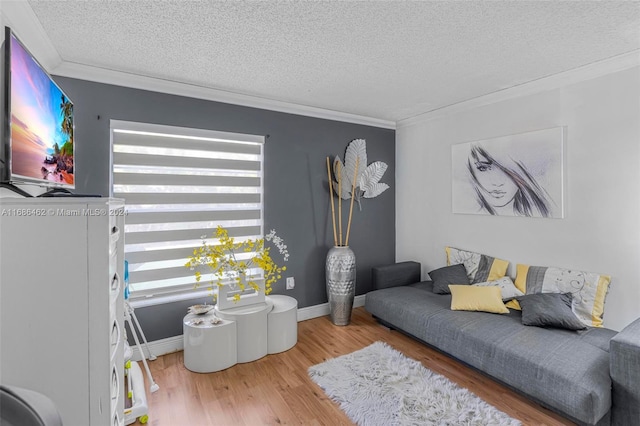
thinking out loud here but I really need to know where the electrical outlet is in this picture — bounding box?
[286,277,295,290]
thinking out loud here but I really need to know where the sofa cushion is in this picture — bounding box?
[445,246,509,283]
[517,293,586,330]
[449,285,509,314]
[428,264,470,294]
[365,285,615,425]
[408,281,435,292]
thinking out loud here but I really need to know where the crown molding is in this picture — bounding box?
[53,61,396,129]
[1,0,62,71]
[398,50,640,129]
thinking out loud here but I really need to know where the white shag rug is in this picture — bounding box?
[308,341,521,426]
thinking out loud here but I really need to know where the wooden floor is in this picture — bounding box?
[136,307,574,426]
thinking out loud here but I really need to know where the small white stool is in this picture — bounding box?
[215,302,273,363]
[183,312,236,373]
[266,295,298,354]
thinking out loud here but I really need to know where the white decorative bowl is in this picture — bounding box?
[188,304,214,315]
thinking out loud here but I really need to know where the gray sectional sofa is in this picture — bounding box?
[364,261,640,426]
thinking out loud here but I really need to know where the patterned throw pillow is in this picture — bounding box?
[509,264,611,327]
[473,277,524,301]
[445,247,509,284]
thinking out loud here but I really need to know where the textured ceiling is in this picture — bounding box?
[24,1,640,122]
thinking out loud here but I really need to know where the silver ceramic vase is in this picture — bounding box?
[325,246,356,326]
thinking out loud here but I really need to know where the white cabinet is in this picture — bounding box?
[0,198,125,426]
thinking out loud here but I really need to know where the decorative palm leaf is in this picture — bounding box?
[331,139,388,209]
[333,156,352,199]
[360,161,389,198]
[344,139,366,188]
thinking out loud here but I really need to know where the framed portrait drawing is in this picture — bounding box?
[452,127,564,218]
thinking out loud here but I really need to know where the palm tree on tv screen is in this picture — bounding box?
[60,95,73,153]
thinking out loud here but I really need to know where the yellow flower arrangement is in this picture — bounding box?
[185,226,288,303]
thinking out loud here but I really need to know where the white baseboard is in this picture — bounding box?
[296,294,366,321]
[130,294,367,362]
[130,335,183,362]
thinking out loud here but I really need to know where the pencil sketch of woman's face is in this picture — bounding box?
[472,152,519,208]
[452,127,564,218]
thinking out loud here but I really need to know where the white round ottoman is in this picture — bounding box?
[183,312,237,373]
[215,302,273,363]
[266,295,298,354]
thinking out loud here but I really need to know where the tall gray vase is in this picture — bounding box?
[325,246,356,326]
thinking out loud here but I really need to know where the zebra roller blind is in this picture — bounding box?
[111,120,264,300]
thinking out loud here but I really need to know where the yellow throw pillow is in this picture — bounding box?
[449,285,509,314]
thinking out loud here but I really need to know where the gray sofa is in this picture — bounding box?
[364,261,640,426]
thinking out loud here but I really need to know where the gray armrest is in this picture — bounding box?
[371,261,421,290]
[1,385,62,426]
[610,317,640,426]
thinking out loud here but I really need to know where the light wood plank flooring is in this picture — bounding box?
[135,307,574,425]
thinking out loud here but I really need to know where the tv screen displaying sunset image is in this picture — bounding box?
[9,31,74,187]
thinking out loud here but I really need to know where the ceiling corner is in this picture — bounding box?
[1,0,62,72]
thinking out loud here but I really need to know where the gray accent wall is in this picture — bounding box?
[54,76,395,342]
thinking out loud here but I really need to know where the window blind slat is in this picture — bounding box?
[130,282,204,297]
[114,173,260,187]
[125,247,198,264]
[112,121,264,144]
[126,225,261,245]
[113,152,261,171]
[114,193,260,205]
[129,267,263,287]
[113,133,262,154]
[128,265,198,284]
[124,209,261,225]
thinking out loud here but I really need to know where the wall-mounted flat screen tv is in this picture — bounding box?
[2,26,74,189]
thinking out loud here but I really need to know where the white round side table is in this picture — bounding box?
[266,295,298,354]
[183,312,237,373]
[215,302,273,363]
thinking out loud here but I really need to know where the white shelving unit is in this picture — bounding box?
[0,197,125,426]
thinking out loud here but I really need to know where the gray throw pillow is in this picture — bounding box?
[428,264,470,294]
[516,293,586,330]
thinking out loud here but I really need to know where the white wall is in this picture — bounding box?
[396,66,640,331]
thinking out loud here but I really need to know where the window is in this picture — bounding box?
[111,120,264,304]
